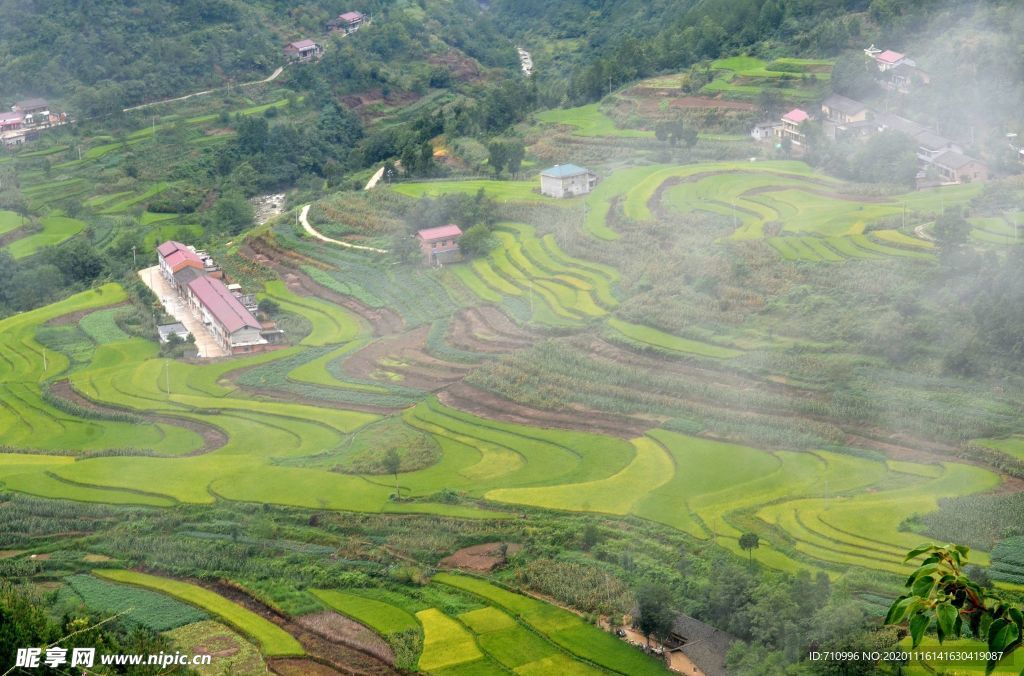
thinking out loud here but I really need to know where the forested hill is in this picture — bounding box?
[0,0,515,115]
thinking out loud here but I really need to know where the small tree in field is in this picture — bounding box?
[383,449,402,499]
[739,532,760,564]
[887,543,1023,674]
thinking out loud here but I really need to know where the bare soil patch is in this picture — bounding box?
[341,325,471,391]
[269,659,342,676]
[204,580,397,676]
[439,542,523,572]
[294,611,394,666]
[82,553,113,562]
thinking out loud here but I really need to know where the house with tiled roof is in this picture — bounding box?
[780,108,809,145]
[284,39,322,62]
[417,224,463,265]
[328,11,366,33]
[539,164,597,198]
[185,276,267,354]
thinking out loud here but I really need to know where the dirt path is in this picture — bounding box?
[299,204,389,253]
[363,167,385,191]
[914,223,934,241]
[122,67,285,113]
[203,580,398,676]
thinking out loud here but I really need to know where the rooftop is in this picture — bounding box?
[933,150,983,170]
[541,163,591,178]
[417,224,463,241]
[822,94,867,116]
[287,39,318,50]
[338,11,364,22]
[671,614,736,676]
[187,276,261,334]
[876,113,927,137]
[876,50,905,63]
[14,98,48,110]
[782,108,809,123]
[914,131,954,150]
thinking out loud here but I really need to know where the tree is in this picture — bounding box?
[506,141,525,177]
[933,207,971,247]
[654,119,698,148]
[886,543,1023,674]
[392,232,421,264]
[382,448,402,499]
[739,532,760,564]
[636,584,674,648]
[210,192,254,235]
[487,141,509,177]
[457,224,495,258]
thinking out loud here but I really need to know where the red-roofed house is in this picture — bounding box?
[872,50,907,71]
[0,112,23,130]
[328,11,366,33]
[417,225,463,265]
[284,39,322,62]
[185,276,268,354]
[157,241,205,289]
[780,108,809,145]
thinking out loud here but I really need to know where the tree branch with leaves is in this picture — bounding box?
[886,543,1023,674]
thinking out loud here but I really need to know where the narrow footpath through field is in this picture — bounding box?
[122,66,284,113]
[298,204,389,253]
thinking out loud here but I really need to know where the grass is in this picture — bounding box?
[434,574,667,675]
[416,608,483,672]
[607,318,742,358]
[0,209,24,235]
[535,103,654,138]
[66,574,207,631]
[164,620,268,676]
[5,214,86,259]
[310,589,419,635]
[261,280,366,346]
[94,570,304,657]
[974,436,1024,462]
[391,179,558,204]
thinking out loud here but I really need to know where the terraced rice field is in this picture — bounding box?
[451,222,617,327]
[0,277,1004,577]
[4,213,86,258]
[701,55,833,103]
[535,103,654,138]
[94,570,305,657]
[581,161,972,261]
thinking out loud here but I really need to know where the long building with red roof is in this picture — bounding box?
[185,276,267,354]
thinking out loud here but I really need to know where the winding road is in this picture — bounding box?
[122,66,285,113]
[298,204,389,253]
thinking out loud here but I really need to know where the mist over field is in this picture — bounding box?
[1,1,1023,674]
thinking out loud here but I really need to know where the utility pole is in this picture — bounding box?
[132,245,137,269]
[42,348,47,372]
[164,361,170,398]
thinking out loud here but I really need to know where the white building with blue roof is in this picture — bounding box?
[539,164,597,198]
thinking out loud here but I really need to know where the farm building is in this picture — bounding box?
[914,131,960,163]
[416,224,463,265]
[885,63,930,93]
[780,108,809,145]
[284,39,322,62]
[185,276,269,354]
[821,95,869,125]
[157,240,205,284]
[661,613,736,676]
[12,98,49,115]
[932,151,988,183]
[328,11,366,33]
[750,121,781,141]
[539,164,597,198]
[0,111,23,130]
[157,323,191,344]
[865,47,909,71]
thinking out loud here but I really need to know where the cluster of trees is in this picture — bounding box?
[0,245,107,314]
[394,190,499,262]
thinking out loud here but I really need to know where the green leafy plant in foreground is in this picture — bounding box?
[886,543,1023,674]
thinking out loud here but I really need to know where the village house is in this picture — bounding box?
[0,111,23,131]
[157,240,205,289]
[660,613,737,676]
[821,95,868,125]
[932,151,988,183]
[539,164,597,198]
[885,62,930,93]
[914,130,960,163]
[12,98,49,116]
[328,11,366,33]
[416,224,463,265]
[185,275,269,354]
[864,46,910,71]
[780,108,809,145]
[750,121,781,142]
[284,39,322,62]
[157,323,191,344]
